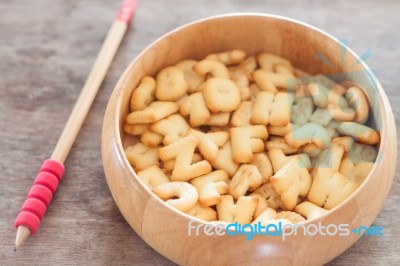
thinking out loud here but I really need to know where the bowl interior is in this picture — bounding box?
[103,13,395,265]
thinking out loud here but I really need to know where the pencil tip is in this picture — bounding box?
[14,246,17,252]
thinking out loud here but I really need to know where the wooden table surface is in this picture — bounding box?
[1,0,399,265]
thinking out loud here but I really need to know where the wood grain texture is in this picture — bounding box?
[0,0,399,265]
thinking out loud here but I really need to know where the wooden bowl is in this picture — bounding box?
[102,14,396,265]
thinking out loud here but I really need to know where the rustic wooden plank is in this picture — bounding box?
[0,0,399,265]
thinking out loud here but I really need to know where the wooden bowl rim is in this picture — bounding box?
[103,13,395,227]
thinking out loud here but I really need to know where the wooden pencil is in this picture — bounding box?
[14,0,136,251]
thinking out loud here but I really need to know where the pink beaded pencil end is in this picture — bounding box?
[14,0,135,251]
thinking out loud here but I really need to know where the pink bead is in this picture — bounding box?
[28,184,53,206]
[40,159,64,180]
[21,198,47,220]
[34,172,59,193]
[15,211,40,235]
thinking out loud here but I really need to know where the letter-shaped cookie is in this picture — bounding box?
[155,66,188,101]
[125,142,159,171]
[187,129,229,163]
[126,101,179,124]
[345,86,369,124]
[229,164,263,199]
[216,195,258,224]
[179,92,211,127]
[252,183,284,210]
[294,201,329,220]
[257,53,294,72]
[211,141,240,177]
[231,101,253,126]
[307,168,360,210]
[270,154,312,211]
[337,122,380,145]
[190,170,229,207]
[230,125,268,163]
[175,60,205,93]
[206,49,246,66]
[150,114,190,145]
[137,165,170,189]
[285,123,331,149]
[158,136,211,181]
[250,152,273,183]
[251,92,294,126]
[185,203,217,222]
[193,59,230,79]
[152,182,198,212]
[203,78,241,112]
[130,76,156,111]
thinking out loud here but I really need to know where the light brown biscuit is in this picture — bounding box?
[339,156,374,183]
[150,114,190,145]
[312,143,345,171]
[206,49,246,65]
[207,112,231,127]
[331,136,354,152]
[270,92,294,126]
[267,148,293,173]
[158,136,212,181]
[190,170,229,207]
[347,142,377,164]
[251,91,274,125]
[123,123,148,136]
[203,78,241,112]
[130,76,156,111]
[337,122,380,145]
[345,86,369,124]
[216,195,258,224]
[327,104,355,122]
[137,165,170,189]
[290,97,314,126]
[294,201,328,220]
[252,207,277,225]
[252,183,284,210]
[257,53,293,73]
[152,182,198,212]
[249,83,261,101]
[231,101,253,127]
[155,66,188,101]
[230,125,268,163]
[185,203,217,222]
[125,142,160,171]
[265,136,299,155]
[276,211,306,223]
[268,123,299,137]
[252,69,278,93]
[231,74,251,101]
[285,123,331,149]
[229,56,258,81]
[229,164,263,199]
[309,108,332,127]
[211,140,240,177]
[250,193,269,219]
[307,168,360,210]
[179,92,211,127]
[270,154,312,211]
[187,128,229,163]
[163,153,203,173]
[126,101,179,124]
[140,130,163,147]
[250,152,273,183]
[194,59,230,79]
[175,60,205,93]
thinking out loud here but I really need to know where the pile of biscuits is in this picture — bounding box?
[123,50,380,225]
